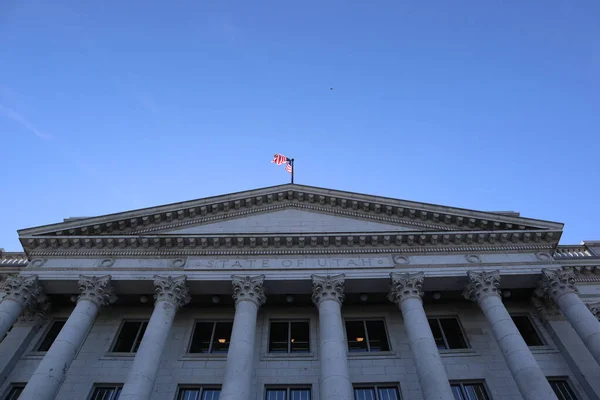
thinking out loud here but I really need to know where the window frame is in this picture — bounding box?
[176,385,222,400]
[34,319,67,353]
[87,384,123,400]
[109,319,149,353]
[187,320,234,355]
[268,320,310,354]
[450,381,490,400]
[352,383,402,400]
[264,385,312,400]
[510,313,546,347]
[548,377,579,400]
[427,316,470,350]
[2,384,25,400]
[344,318,392,353]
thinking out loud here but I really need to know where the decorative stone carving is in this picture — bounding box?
[231,275,266,306]
[78,275,117,307]
[1,275,45,308]
[587,301,600,319]
[531,296,564,322]
[463,270,501,303]
[536,268,578,302]
[465,254,482,264]
[388,272,424,304]
[311,274,345,306]
[154,275,191,307]
[392,255,410,265]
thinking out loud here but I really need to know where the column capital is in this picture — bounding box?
[388,272,424,304]
[587,301,600,319]
[536,268,578,302]
[1,275,45,309]
[78,275,117,307]
[154,275,191,308]
[463,270,501,303]
[311,274,345,306]
[231,275,266,306]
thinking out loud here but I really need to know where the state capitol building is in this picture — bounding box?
[0,184,599,400]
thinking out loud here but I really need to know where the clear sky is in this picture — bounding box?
[1,1,598,250]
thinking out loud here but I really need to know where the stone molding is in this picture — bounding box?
[78,275,117,307]
[311,274,345,306]
[231,275,266,306]
[0,275,45,309]
[388,272,424,303]
[153,275,191,308]
[536,268,578,302]
[463,270,502,303]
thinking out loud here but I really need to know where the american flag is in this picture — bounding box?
[272,153,293,174]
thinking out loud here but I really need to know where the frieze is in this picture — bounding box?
[185,256,393,270]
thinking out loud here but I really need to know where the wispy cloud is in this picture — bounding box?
[0,103,52,139]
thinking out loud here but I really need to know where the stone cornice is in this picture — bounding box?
[18,185,563,238]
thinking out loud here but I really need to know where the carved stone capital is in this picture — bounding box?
[78,275,117,307]
[463,270,501,303]
[531,295,564,322]
[311,274,345,306]
[1,275,45,309]
[154,275,191,308]
[587,301,600,319]
[231,275,266,306]
[536,268,578,302]
[388,272,424,304]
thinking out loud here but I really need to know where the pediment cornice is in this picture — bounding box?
[18,185,563,238]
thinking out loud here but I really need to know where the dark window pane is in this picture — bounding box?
[202,389,221,400]
[269,322,289,353]
[353,388,376,400]
[177,388,201,400]
[512,316,544,346]
[290,322,310,353]
[113,321,144,352]
[132,322,148,352]
[366,320,390,352]
[5,386,24,400]
[377,387,400,400]
[91,387,122,400]
[440,318,468,349]
[428,319,446,349]
[290,388,311,400]
[346,321,368,352]
[266,389,287,400]
[451,385,465,400]
[464,384,489,400]
[37,320,66,352]
[550,380,578,400]
[189,322,214,353]
[211,322,233,353]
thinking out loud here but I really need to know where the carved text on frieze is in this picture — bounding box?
[186,256,393,270]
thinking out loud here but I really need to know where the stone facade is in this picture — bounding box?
[0,184,599,400]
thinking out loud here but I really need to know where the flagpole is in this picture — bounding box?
[291,158,295,184]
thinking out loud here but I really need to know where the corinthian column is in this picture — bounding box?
[20,275,116,400]
[120,275,191,400]
[537,268,600,365]
[388,272,454,400]
[465,270,557,400]
[311,274,353,400]
[220,275,266,400]
[0,275,45,340]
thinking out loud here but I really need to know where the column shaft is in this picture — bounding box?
[20,299,100,400]
[317,299,354,400]
[557,292,600,365]
[398,297,455,400]
[0,299,24,340]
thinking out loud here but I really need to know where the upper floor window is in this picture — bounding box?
[428,317,468,350]
[450,382,489,400]
[189,321,233,354]
[89,385,122,400]
[3,384,25,400]
[265,387,311,400]
[37,320,66,352]
[111,320,148,353]
[177,386,221,400]
[345,320,390,352]
[353,385,401,400]
[269,321,310,353]
[549,379,578,400]
[511,315,544,346]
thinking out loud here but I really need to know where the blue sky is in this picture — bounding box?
[1,1,598,250]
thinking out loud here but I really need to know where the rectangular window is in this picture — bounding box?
[189,321,233,354]
[549,379,578,400]
[353,385,401,400]
[176,387,221,400]
[428,317,468,350]
[269,321,310,353]
[3,384,25,400]
[345,320,390,352]
[37,320,66,352]
[511,315,544,346]
[111,320,148,353]
[450,382,489,400]
[89,385,122,400]
[265,387,311,400]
